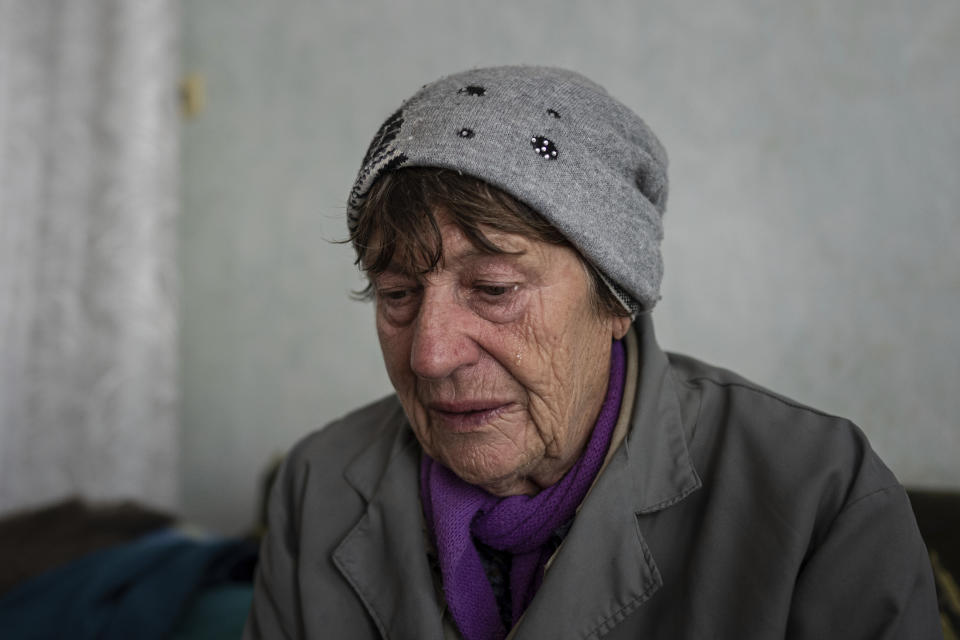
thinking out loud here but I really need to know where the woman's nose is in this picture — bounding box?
[409,288,480,380]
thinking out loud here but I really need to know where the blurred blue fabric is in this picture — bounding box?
[0,528,256,640]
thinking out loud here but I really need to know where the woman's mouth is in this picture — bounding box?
[427,401,513,432]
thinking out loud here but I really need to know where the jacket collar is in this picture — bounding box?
[342,400,409,502]
[334,315,701,639]
[619,314,702,513]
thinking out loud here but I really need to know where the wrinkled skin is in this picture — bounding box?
[373,210,631,496]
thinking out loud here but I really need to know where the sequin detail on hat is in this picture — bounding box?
[531,136,558,159]
[547,109,561,118]
[459,128,475,138]
[458,85,486,96]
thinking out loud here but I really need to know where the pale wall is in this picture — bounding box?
[181,0,960,533]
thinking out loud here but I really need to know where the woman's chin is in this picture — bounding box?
[439,450,540,496]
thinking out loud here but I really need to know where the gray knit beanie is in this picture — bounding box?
[347,65,668,314]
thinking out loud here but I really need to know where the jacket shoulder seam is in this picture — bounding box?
[839,482,904,514]
[684,376,852,423]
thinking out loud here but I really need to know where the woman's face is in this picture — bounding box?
[373,210,630,496]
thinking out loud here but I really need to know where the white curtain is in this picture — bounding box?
[0,1,180,514]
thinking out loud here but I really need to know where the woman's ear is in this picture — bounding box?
[611,315,631,340]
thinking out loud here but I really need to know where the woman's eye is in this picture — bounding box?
[378,286,418,304]
[469,282,523,321]
[476,285,511,297]
[473,283,519,300]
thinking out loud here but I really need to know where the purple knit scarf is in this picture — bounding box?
[420,339,626,640]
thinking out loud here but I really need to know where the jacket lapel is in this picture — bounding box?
[332,422,445,640]
[511,317,702,639]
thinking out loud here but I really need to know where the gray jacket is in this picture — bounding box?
[245,319,941,639]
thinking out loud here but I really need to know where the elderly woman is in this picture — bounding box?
[245,67,939,639]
